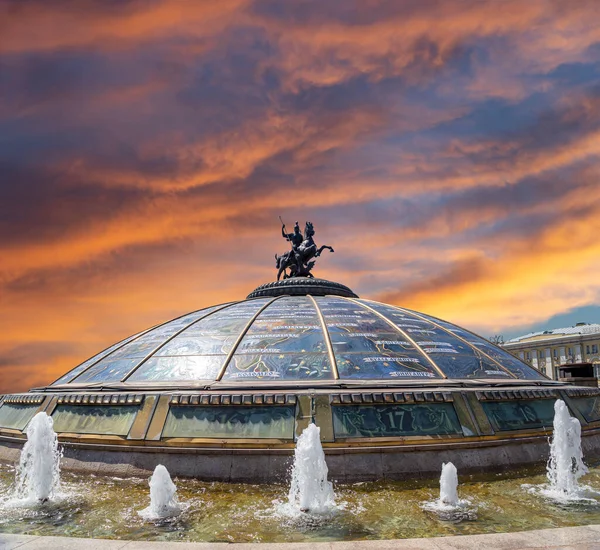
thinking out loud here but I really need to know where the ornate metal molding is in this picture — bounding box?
[331,391,453,404]
[169,393,297,406]
[475,388,559,401]
[247,277,358,298]
[56,394,143,405]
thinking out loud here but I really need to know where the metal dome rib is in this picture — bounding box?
[307,294,339,379]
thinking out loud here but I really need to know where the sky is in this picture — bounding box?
[1,0,600,393]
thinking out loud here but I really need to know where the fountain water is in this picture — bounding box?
[543,399,590,501]
[14,412,61,504]
[287,423,336,514]
[439,462,459,506]
[421,461,475,519]
[139,464,181,519]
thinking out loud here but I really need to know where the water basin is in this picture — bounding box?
[1,462,600,543]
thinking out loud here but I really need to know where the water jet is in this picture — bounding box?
[14,412,61,504]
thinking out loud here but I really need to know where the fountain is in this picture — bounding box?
[139,464,181,519]
[13,412,61,504]
[542,399,591,501]
[421,461,475,520]
[287,423,336,514]
[439,462,459,506]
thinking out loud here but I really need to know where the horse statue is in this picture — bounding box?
[275,220,334,280]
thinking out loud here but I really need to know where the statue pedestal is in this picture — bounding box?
[247,278,358,299]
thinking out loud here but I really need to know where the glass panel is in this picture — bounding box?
[481,400,555,431]
[361,301,513,379]
[161,302,269,357]
[220,297,334,381]
[235,297,327,354]
[106,339,166,359]
[180,300,270,341]
[402,308,546,380]
[235,331,325,354]
[128,355,224,382]
[129,300,271,382]
[317,297,439,380]
[332,404,462,438]
[570,396,600,423]
[73,307,224,384]
[156,335,235,356]
[70,358,141,384]
[162,406,295,439]
[51,405,139,435]
[336,353,439,379]
[0,404,39,430]
[51,331,144,385]
[223,353,333,381]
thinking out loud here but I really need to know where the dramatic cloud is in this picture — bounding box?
[1,0,600,391]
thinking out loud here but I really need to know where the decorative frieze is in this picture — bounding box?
[475,388,559,401]
[565,387,600,398]
[2,394,45,405]
[330,391,453,405]
[56,394,143,405]
[169,393,297,406]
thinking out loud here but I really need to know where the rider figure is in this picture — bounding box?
[282,221,303,249]
[281,221,304,274]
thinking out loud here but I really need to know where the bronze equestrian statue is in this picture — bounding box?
[275,219,334,280]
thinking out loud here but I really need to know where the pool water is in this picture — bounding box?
[1,463,600,543]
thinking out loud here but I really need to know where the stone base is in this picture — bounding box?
[2,431,600,482]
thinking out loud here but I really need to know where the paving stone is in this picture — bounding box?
[430,526,600,550]
[0,534,40,549]
[6,535,129,549]
[232,544,333,550]
[329,538,440,549]
[2,525,600,549]
[122,542,230,549]
[519,526,600,547]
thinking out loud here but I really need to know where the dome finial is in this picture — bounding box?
[276,218,334,280]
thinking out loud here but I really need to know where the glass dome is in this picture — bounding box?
[51,295,544,387]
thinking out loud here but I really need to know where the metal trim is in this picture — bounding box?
[128,395,158,440]
[307,294,340,379]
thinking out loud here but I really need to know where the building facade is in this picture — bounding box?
[503,323,600,382]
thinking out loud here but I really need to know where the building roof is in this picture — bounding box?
[505,323,600,345]
[48,291,544,388]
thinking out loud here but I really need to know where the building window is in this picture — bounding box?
[539,350,544,359]
[567,347,572,355]
[553,349,558,359]
[587,345,590,354]
[525,351,531,361]
[593,345,599,354]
